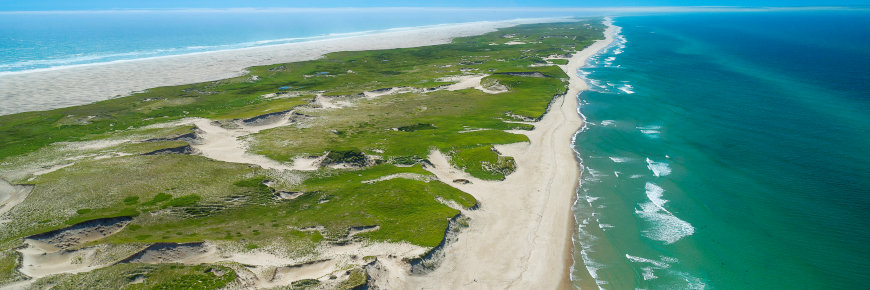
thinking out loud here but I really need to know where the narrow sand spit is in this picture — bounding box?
[0,18,569,116]
[376,18,618,289]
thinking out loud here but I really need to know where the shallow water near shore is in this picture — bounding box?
[571,12,870,289]
[0,9,581,73]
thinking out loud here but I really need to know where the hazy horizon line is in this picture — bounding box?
[0,6,864,15]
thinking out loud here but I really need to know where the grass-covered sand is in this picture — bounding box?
[0,19,605,288]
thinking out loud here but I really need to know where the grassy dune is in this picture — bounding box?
[0,20,603,287]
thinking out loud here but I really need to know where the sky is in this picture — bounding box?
[0,0,866,11]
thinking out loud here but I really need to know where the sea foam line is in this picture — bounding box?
[646,157,671,177]
[570,17,623,289]
[636,182,695,244]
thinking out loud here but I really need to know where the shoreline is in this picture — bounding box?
[564,18,619,289]
[0,18,560,77]
[0,17,569,116]
[374,18,618,289]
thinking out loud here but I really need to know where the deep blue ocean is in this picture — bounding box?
[572,11,870,289]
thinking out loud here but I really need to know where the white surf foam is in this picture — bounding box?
[644,182,669,209]
[617,83,635,94]
[603,56,616,67]
[609,156,633,163]
[678,271,708,290]
[625,254,671,268]
[626,254,706,287]
[641,267,658,280]
[636,182,695,244]
[598,223,614,229]
[600,120,616,126]
[637,125,661,138]
[624,254,680,281]
[587,168,606,177]
[646,158,671,177]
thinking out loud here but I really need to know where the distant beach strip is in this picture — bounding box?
[0,18,570,116]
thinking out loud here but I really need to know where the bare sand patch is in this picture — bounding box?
[0,179,33,220]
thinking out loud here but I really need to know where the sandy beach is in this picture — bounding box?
[365,18,618,289]
[0,18,565,116]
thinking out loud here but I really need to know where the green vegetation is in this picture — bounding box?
[449,146,517,180]
[95,164,474,248]
[0,251,24,284]
[30,263,237,289]
[143,193,173,206]
[164,195,202,208]
[288,164,475,246]
[0,154,262,242]
[123,196,140,205]
[0,20,603,287]
[338,268,368,290]
[323,149,368,166]
[291,279,321,288]
[397,123,437,132]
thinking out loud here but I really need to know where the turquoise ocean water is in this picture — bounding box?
[3,8,869,289]
[571,12,870,289]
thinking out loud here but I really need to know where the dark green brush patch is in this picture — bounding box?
[65,207,139,226]
[123,196,140,205]
[397,123,437,132]
[323,149,367,166]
